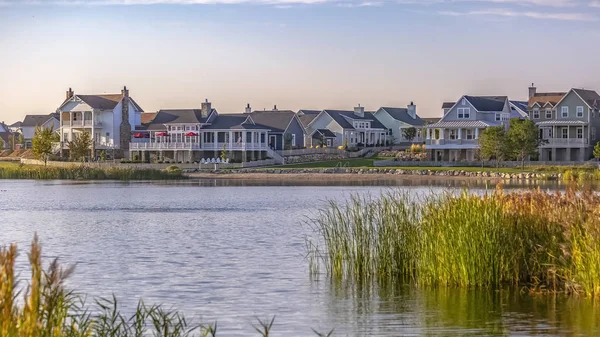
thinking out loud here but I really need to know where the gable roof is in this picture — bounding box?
[572,89,600,109]
[379,107,425,126]
[141,112,157,125]
[528,92,566,109]
[313,129,336,138]
[321,110,386,129]
[203,114,269,130]
[146,109,215,130]
[21,113,58,127]
[64,94,144,112]
[0,122,8,133]
[442,102,455,109]
[509,101,529,118]
[9,121,22,128]
[297,110,321,127]
[249,110,296,133]
[465,96,507,112]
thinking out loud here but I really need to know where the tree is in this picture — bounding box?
[478,126,510,169]
[283,133,293,150]
[32,126,59,165]
[594,141,600,161]
[0,136,4,150]
[18,133,24,146]
[402,127,417,142]
[100,150,106,162]
[506,118,543,169]
[67,131,92,162]
[220,143,228,162]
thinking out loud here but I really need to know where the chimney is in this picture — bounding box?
[201,99,212,118]
[121,85,129,98]
[66,88,74,100]
[407,101,416,119]
[273,105,278,111]
[119,85,131,158]
[528,83,536,99]
[354,104,364,117]
[245,103,252,114]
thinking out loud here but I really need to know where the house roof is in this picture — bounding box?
[21,113,58,127]
[0,122,8,133]
[203,114,269,130]
[9,121,22,128]
[298,109,321,115]
[145,109,215,130]
[322,110,387,129]
[297,110,321,127]
[141,112,157,125]
[536,120,587,126]
[427,120,500,128]
[573,89,600,109]
[509,101,529,118]
[422,117,441,124]
[528,92,566,109]
[314,129,336,138]
[72,94,144,112]
[249,110,296,133]
[0,132,11,146]
[442,102,455,109]
[465,96,507,112]
[380,107,425,126]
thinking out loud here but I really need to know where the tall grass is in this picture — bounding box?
[307,186,600,296]
[1,236,333,336]
[0,164,184,180]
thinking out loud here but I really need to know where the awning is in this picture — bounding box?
[185,132,198,137]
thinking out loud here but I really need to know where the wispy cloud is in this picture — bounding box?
[337,1,381,7]
[439,7,597,21]
[590,1,600,7]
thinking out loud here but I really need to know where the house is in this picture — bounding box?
[20,113,60,148]
[130,101,278,163]
[303,105,388,148]
[373,102,426,144]
[57,87,144,158]
[426,95,517,161]
[247,105,305,150]
[9,121,22,133]
[528,84,600,161]
[0,122,12,149]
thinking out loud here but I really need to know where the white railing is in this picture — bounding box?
[543,138,588,145]
[426,139,477,146]
[129,142,269,151]
[202,142,268,150]
[61,121,102,127]
[130,142,202,150]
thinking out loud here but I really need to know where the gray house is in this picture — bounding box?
[528,85,600,161]
[373,103,426,144]
[21,113,60,148]
[248,106,305,150]
[426,95,526,161]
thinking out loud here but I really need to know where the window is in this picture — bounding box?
[495,113,509,121]
[561,106,569,118]
[577,128,583,139]
[449,129,457,140]
[546,109,552,119]
[465,129,474,140]
[106,132,110,138]
[291,134,296,147]
[576,106,584,118]
[533,109,540,119]
[457,108,470,119]
[176,126,182,131]
[562,128,568,139]
[592,127,597,140]
[185,126,190,131]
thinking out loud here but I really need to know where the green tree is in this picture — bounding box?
[100,150,106,161]
[507,118,543,169]
[67,131,92,162]
[402,127,417,142]
[32,126,59,166]
[594,141,600,161]
[18,133,24,146]
[220,143,228,162]
[283,133,293,150]
[0,136,4,150]
[478,126,510,169]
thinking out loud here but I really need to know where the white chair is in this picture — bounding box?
[216,158,221,163]
[201,158,206,164]
[210,158,216,163]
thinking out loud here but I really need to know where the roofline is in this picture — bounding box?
[509,101,528,118]
[554,88,593,110]
[441,95,479,120]
[304,110,327,129]
[283,113,302,134]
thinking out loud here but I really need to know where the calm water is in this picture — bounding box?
[1,180,599,336]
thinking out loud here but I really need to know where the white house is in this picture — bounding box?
[373,102,426,144]
[20,113,60,148]
[57,87,144,158]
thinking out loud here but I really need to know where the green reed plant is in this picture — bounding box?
[307,186,600,296]
[0,164,184,180]
[1,236,333,336]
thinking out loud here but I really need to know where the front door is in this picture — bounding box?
[269,135,277,149]
[326,138,333,147]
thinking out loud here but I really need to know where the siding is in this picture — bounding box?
[555,91,589,122]
[442,97,477,122]
[284,116,306,148]
[305,113,345,147]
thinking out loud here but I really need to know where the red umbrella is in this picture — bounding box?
[156,132,168,137]
[185,132,198,137]
[133,133,144,138]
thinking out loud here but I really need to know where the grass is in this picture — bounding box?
[0,162,185,180]
[307,186,600,296]
[0,236,335,337]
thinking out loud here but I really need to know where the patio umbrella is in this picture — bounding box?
[185,132,198,137]
[156,132,168,137]
[133,133,144,138]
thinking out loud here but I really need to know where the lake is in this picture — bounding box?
[1,179,598,336]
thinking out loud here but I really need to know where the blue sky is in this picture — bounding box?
[1,0,599,121]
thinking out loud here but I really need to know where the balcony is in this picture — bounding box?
[62,120,102,128]
[426,139,478,147]
[541,138,588,147]
[129,142,269,151]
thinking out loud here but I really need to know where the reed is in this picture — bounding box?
[307,186,600,296]
[1,236,333,336]
[0,164,185,180]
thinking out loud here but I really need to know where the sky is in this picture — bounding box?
[0,0,599,123]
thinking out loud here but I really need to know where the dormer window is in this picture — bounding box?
[533,109,540,119]
[546,109,552,119]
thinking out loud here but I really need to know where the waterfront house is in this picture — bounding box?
[131,101,278,163]
[0,122,12,149]
[57,87,144,158]
[528,84,600,161]
[372,102,426,144]
[303,105,388,148]
[20,113,60,148]
[247,105,305,150]
[9,121,22,133]
[425,95,523,161]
